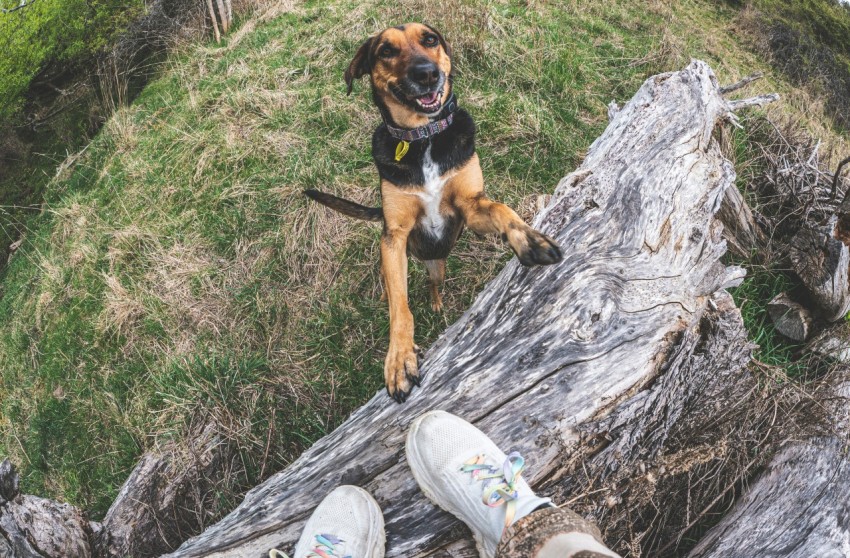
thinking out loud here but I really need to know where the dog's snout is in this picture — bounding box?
[409,60,440,86]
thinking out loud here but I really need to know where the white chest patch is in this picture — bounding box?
[417,146,448,237]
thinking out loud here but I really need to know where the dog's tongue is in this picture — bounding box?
[419,91,439,104]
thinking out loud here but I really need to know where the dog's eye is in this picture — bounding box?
[379,45,396,58]
[423,34,439,47]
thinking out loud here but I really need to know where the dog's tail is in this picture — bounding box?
[304,189,383,222]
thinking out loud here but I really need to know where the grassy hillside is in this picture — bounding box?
[0,0,847,523]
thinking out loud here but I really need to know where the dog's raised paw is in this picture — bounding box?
[515,228,563,266]
[385,342,421,404]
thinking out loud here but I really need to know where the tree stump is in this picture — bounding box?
[788,216,850,322]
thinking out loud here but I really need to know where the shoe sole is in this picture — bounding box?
[406,411,493,558]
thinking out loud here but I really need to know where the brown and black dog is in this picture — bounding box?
[305,23,562,403]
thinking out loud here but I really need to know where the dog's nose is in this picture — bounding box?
[409,61,440,86]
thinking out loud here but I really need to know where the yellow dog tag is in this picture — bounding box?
[394,140,410,162]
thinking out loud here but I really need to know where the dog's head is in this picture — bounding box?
[345,23,453,124]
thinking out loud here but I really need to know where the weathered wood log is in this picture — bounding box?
[0,459,95,558]
[767,292,813,341]
[94,420,233,557]
[165,61,764,558]
[688,369,850,558]
[0,420,231,558]
[546,289,758,556]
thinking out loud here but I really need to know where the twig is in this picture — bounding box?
[560,486,611,507]
[720,72,764,94]
[830,155,850,201]
[806,139,821,167]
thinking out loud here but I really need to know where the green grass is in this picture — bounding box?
[0,0,847,524]
[739,0,850,131]
[728,265,799,366]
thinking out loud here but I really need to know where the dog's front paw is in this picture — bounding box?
[385,341,422,404]
[512,227,563,266]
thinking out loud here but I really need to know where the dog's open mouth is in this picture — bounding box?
[413,91,442,111]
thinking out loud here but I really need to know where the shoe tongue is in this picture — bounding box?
[511,495,553,525]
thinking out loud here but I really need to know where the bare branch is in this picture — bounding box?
[727,93,780,111]
[0,0,38,13]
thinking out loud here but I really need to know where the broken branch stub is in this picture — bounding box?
[767,292,813,342]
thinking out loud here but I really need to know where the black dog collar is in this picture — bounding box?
[385,95,458,142]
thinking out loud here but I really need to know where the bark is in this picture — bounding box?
[688,370,850,558]
[0,420,232,558]
[788,215,850,321]
[0,460,94,558]
[165,61,764,558]
[94,420,233,558]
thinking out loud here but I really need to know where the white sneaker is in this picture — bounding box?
[287,485,385,558]
[406,410,551,558]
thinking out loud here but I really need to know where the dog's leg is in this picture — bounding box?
[380,183,421,403]
[423,259,446,312]
[453,156,562,266]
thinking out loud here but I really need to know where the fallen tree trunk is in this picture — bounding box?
[544,289,758,555]
[0,420,232,558]
[166,61,766,557]
[688,369,850,558]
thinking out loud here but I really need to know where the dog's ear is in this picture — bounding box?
[424,24,452,60]
[344,36,375,96]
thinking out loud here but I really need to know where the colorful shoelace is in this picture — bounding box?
[460,451,525,527]
[268,534,352,558]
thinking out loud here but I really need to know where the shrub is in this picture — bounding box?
[0,0,146,123]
